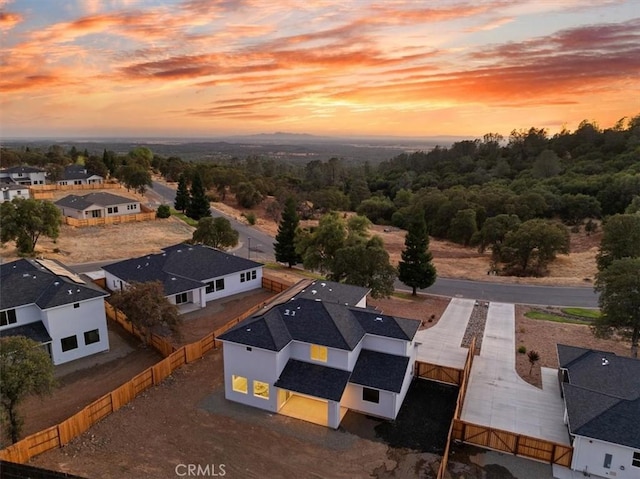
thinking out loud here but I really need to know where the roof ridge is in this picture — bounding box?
[321,301,363,349]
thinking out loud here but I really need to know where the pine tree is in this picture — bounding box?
[274,197,301,267]
[398,212,436,295]
[185,172,211,220]
[174,174,190,213]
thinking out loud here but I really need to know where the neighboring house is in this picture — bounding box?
[102,243,264,312]
[55,192,141,219]
[56,165,104,186]
[0,166,47,185]
[0,258,110,365]
[557,344,640,479]
[0,184,30,202]
[218,281,420,428]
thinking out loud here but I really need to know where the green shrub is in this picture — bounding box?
[243,212,257,225]
[156,204,171,218]
[517,345,527,354]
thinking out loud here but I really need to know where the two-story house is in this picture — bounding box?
[557,344,640,479]
[0,166,47,185]
[218,281,420,428]
[0,259,110,365]
[0,184,30,203]
[102,243,263,313]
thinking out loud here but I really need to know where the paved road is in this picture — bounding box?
[104,180,599,308]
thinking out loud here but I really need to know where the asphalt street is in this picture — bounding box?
[86,180,598,308]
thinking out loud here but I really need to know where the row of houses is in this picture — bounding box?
[0,165,104,203]
[1,239,638,477]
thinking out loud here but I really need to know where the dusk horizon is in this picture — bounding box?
[2,1,639,139]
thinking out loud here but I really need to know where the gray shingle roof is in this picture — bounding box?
[274,359,351,401]
[219,297,420,352]
[295,280,370,306]
[60,166,101,181]
[0,321,52,343]
[1,166,45,174]
[55,192,137,210]
[0,259,108,311]
[558,344,640,448]
[102,243,263,297]
[349,349,410,393]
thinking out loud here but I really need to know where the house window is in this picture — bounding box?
[253,380,269,400]
[84,329,100,345]
[91,210,100,218]
[362,387,380,404]
[603,453,612,469]
[632,451,640,467]
[240,272,246,282]
[107,206,119,214]
[206,281,215,294]
[216,278,225,290]
[246,347,252,352]
[232,375,248,394]
[310,344,328,362]
[74,303,80,309]
[61,335,78,352]
[74,180,82,185]
[251,270,257,280]
[0,309,17,327]
[175,292,188,304]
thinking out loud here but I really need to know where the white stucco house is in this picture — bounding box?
[0,165,47,185]
[0,184,30,203]
[102,243,263,313]
[56,165,104,186]
[557,344,640,479]
[218,281,420,428]
[0,259,110,365]
[55,192,141,219]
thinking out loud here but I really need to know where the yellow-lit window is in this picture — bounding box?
[232,375,248,394]
[253,380,270,400]
[310,344,328,362]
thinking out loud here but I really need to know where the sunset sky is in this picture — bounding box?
[1,0,639,139]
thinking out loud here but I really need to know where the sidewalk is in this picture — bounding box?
[414,298,475,369]
[461,302,569,444]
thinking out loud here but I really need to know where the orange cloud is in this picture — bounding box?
[0,11,21,31]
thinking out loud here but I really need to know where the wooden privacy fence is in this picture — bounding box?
[63,205,156,227]
[451,421,573,467]
[0,276,295,464]
[30,182,120,199]
[437,337,476,479]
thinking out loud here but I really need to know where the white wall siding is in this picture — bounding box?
[341,384,396,419]
[222,342,280,412]
[361,334,406,356]
[571,436,638,479]
[289,340,350,371]
[42,299,109,365]
[0,304,41,329]
[104,271,127,292]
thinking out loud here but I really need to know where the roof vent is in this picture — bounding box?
[311,290,317,295]
[246,328,251,332]
[171,277,176,281]
[602,357,609,366]
[315,298,321,301]
[320,282,326,287]
[54,281,59,285]
[68,289,73,295]
[22,273,30,277]
[137,265,141,269]
[375,317,383,322]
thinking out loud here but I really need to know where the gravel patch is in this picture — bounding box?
[461,300,489,354]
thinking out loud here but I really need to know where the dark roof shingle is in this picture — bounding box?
[349,349,410,393]
[274,359,351,401]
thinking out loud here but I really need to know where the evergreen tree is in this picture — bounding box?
[398,212,437,295]
[275,197,301,267]
[174,174,190,213]
[186,172,211,220]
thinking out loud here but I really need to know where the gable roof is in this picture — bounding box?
[102,243,263,296]
[349,349,410,393]
[60,165,102,181]
[0,259,108,311]
[1,166,45,174]
[55,192,137,210]
[558,344,640,448]
[295,280,370,306]
[218,297,420,351]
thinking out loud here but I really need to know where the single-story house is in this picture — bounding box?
[218,281,420,428]
[55,192,141,219]
[102,243,264,312]
[0,259,110,365]
[557,344,640,478]
[0,184,30,202]
[56,165,103,186]
[0,166,46,185]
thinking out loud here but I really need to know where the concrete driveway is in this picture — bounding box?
[461,302,570,445]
